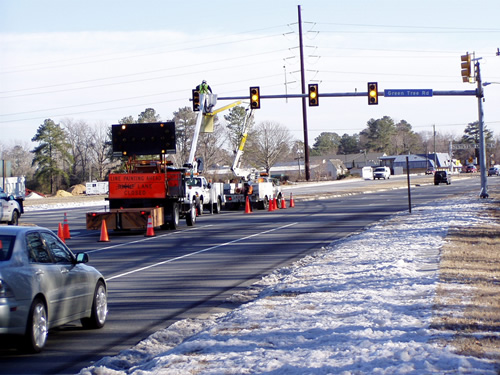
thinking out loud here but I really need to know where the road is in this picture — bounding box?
[0,174,494,375]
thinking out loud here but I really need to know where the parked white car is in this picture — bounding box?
[373,166,391,180]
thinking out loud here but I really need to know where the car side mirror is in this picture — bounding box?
[76,252,89,263]
[207,183,211,189]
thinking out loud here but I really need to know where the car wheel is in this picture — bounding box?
[81,280,107,329]
[8,210,19,226]
[24,298,48,353]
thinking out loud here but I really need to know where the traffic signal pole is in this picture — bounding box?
[476,61,488,198]
[297,5,311,181]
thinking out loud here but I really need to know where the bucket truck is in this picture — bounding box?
[222,109,283,210]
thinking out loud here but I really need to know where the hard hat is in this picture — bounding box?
[202,80,207,84]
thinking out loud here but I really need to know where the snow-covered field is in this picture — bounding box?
[71,193,500,375]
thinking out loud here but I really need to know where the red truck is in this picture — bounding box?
[86,122,197,231]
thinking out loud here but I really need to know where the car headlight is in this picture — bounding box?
[0,279,15,298]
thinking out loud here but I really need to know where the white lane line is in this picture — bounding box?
[106,222,298,282]
[87,225,213,253]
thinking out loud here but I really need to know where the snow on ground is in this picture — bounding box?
[73,194,498,375]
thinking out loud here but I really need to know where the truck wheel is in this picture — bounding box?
[186,203,196,226]
[8,210,19,226]
[169,203,180,230]
[214,197,221,214]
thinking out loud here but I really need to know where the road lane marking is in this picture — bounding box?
[86,225,214,253]
[105,222,298,281]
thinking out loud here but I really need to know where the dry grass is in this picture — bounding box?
[432,186,500,363]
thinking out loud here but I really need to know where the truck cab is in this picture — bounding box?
[0,187,21,225]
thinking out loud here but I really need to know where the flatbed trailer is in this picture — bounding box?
[86,206,165,230]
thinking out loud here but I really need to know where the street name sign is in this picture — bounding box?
[384,89,433,97]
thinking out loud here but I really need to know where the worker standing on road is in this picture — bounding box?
[243,181,253,212]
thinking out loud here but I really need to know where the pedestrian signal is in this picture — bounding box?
[192,89,200,111]
[250,86,260,109]
[367,82,378,105]
[308,84,319,106]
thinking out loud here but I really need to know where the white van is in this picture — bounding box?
[373,166,391,180]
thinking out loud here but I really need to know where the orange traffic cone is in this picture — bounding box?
[274,197,278,210]
[268,197,274,212]
[289,193,295,208]
[281,196,287,209]
[57,223,65,243]
[99,220,110,242]
[63,212,71,239]
[145,215,155,237]
[245,196,252,214]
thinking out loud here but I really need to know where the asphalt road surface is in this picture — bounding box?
[0,174,495,375]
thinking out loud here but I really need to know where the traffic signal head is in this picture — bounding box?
[308,83,319,106]
[192,89,200,111]
[461,53,472,83]
[250,86,260,109]
[367,82,378,105]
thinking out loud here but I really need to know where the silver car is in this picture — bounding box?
[0,226,107,353]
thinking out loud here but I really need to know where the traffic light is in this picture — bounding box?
[192,89,200,111]
[250,86,260,109]
[461,53,472,83]
[367,82,378,105]
[308,83,319,106]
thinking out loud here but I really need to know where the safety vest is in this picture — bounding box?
[199,83,209,94]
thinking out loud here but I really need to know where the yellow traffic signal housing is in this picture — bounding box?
[250,86,260,109]
[308,83,319,106]
[192,89,200,111]
[367,82,378,105]
[461,53,472,83]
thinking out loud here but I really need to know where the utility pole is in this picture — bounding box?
[297,5,311,181]
[476,61,488,198]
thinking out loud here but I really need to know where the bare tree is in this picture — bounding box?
[247,121,293,173]
[171,107,197,167]
[0,141,35,178]
[61,118,95,184]
[92,121,114,180]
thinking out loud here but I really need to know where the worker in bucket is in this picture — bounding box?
[196,80,212,94]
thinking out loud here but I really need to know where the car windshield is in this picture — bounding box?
[0,235,15,261]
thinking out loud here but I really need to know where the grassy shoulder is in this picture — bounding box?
[432,185,500,362]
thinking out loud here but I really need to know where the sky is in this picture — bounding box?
[48,191,496,375]
[1,0,500,148]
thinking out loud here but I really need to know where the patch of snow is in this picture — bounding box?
[78,195,499,375]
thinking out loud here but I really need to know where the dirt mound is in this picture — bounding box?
[67,184,86,195]
[55,190,73,197]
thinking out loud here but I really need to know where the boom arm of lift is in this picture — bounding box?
[186,95,245,174]
[231,108,254,180]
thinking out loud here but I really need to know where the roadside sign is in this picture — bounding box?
[384,89,433,97]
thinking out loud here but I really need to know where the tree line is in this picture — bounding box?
[0,107,496,195]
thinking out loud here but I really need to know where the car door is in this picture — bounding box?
[25,231,65,326]
[40,232,91,323]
